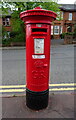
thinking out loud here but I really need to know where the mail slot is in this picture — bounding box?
[32,28,47,32]
[20,7,57,110]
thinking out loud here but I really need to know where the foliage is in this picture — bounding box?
[2,26,10,46]
[2,26,9,40]
[10,31,18,38]
[62,32,75,39]
[2,39,10,46]
[10,2,60,34]
[2,26,6,33]
[1,1,60,11]
[10,32,25,43]
[1,1,60,45]
[2,31,25,46]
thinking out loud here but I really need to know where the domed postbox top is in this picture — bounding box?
[20,7,57,24]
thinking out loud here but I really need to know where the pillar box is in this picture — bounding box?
[20,7,57,110]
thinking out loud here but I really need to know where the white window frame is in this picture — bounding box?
[2,18,10,26]
[61,26,63,34]
[68,13,72,20]
[59,26,63,34]
[54,26,59,35]
[51,25,53,35]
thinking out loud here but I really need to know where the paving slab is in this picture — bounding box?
[1,92,75,119]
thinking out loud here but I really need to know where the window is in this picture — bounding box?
[67,26,72,32]
[68,13,72,20]
[2,18,10,26]
[54,26,59,35]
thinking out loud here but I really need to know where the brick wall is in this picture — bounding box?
[53,10,76,39]
[0,18,2,25]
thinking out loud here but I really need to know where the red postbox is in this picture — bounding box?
[20,7,57,110]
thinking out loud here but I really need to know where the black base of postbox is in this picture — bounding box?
[26,88,49,110]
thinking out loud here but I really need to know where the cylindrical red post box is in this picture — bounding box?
[20,7,57,110]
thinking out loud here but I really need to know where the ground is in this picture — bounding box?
[0,44,75,119]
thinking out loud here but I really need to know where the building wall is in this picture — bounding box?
[0,18,2,25]
[73,11,76,20]
[52,10,76,39]
[4,26,12,31]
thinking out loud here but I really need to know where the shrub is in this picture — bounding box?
[2,38,11,46]
[10,31,18,38]
[61,33,66,38]
[11,32,25,43]
[62,32,74,39]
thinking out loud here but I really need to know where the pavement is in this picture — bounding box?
[51,39,64,45]
[1,92,75,119]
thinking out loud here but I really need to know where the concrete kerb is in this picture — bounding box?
[1,91,74,98]
[0,46,25,50]
[0,44,75,50]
